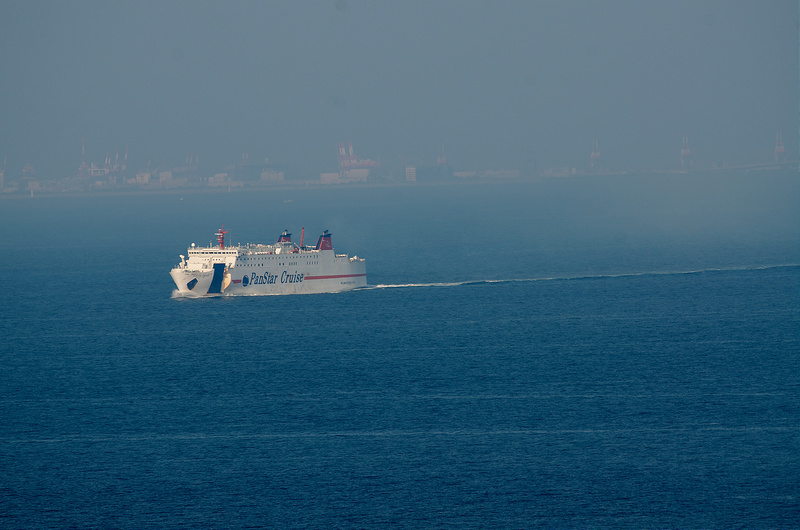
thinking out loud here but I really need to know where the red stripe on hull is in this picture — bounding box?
[303,273,366,280]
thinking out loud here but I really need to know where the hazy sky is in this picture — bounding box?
[1,0,797,178]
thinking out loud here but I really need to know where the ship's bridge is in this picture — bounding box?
[181,245,238,271]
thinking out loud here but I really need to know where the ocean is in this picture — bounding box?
[1,172,798,528]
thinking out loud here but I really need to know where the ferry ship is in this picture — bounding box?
[170,226,366,296]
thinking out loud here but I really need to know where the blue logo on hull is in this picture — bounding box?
[242,270,305,286]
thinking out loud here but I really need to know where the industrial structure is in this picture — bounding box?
[436,143,447,167]
[680,134,692,169]
[78,138,128,184]
[590,137,600,171]
[774,130,786,163]
[332,141,379,183]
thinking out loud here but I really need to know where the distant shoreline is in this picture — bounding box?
[2,165,796,200]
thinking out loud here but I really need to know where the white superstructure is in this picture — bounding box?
[170,227,366,296]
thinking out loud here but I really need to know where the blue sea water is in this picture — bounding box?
[1,173,798,528]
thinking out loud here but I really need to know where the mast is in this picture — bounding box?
[215,226,228,249]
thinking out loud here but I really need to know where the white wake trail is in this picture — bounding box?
[362,263,799,290]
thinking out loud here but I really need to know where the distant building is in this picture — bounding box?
[89,163,107,178]
[405,166,416,182]
[3,179,19,193]
[20,163,37,192]
[209,173,229,186]
[413,165,453,182]
[320,172,340,184]
[540,167,578,178]
[169,155,199,183]
[481,169,520,179]
[261,169,285,184]
[320,168,368,184]
[342,168,369,183]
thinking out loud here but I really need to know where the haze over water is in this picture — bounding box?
[0,1,797,179]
